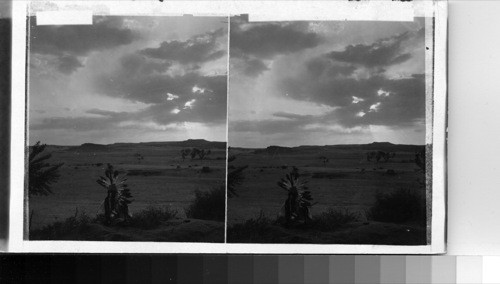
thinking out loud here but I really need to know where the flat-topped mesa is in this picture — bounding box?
[74,143,109,152]
[254,145,293,154]
[65,139,226,151]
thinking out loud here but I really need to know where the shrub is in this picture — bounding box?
[311,209,359,231]
[366,189,426,225]
[227,212,275,243]
[30,206,179,239]
[127,206,177,229]
[185,186,225,221]
[201,166,211,173]
[30,210,92,240]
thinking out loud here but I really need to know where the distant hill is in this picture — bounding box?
[246,142,425,154]
[254,145,293,154]
[144,139,226,149]
[67,139,226,152]
[326,142,425,152]
[71,143,110,152]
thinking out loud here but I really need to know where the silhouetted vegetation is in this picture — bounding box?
[30,206,179,240]
[134,153,144,163]
[185,185,225,221]
[30,209,93,240]
[127,206,177,229]
[311,209,360,231]
[183,148,212,160]
[227,212,277,243]
[96,164,133,224]
[415,149,426,171]
[366,151,396,162]
[227,154,247,198]
[366,189,426,225]
[228,209,360,243]
[28,141,64,196]
[277,167,315,226]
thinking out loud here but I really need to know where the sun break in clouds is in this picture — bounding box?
[229,16,427,148]
[29,16,228,145]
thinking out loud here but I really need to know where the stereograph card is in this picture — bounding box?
[7,0,447,254]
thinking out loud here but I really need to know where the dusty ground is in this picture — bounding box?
[29,140,226,231]
[229,221,426,245]
[227,142,427,244]
[32,218,224,243]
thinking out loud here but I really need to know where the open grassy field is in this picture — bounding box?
[29,139,226,232]
[227,142,427,245]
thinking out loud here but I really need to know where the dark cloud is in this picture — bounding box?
[31,115,122,131]
[96,70,226,105]
[31,17,137,56]
[230,16,323,77]
[272,112,313,120]
[278,28,425,128]
[327,32,412,67]
[240,58,269,77]
[229,114,366,136]
[230,118,310,135]
[56,55,83,74]
[86,109,129,117]
[280,73,425,128]
[32,89,228,131]
[30,16,138,73]
[306,58,356,78]
[119,53,171,76]
[230,19,323,59]
[139,28,226,64]
[84,23,228,128]
[93,50,227,124]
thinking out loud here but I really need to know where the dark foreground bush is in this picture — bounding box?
[311,209,359,231]
[30,206,179,240]
[185,186,225,221]
[127,206,178,229]
[29,210,92,240]
[366,189,426,225]
[228,209,361,243]
[227,212,276,243]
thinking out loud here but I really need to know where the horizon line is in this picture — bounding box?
[32,138,226,147]
[229,141,427,149]
[34,139,426,148]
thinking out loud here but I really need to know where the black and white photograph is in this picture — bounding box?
[227,15,433,245]
[5,0,446,253]
[25,15,228,242]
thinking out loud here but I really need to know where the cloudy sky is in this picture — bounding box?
[29,16,228,145]
[229,16,427,148]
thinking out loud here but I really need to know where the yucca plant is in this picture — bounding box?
[96,164,133,224]
[277,167,315,226]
